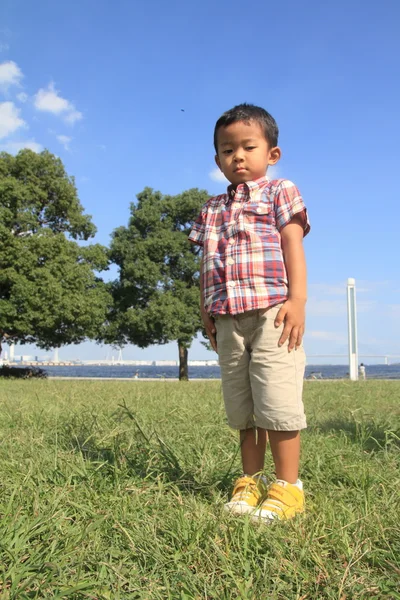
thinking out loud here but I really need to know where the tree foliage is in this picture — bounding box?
[109,187,208,379]
[0,150,111,355]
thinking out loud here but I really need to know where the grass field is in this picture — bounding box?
[0,380,399,599]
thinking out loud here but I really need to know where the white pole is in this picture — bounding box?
[53,348,59,363]
[347,278,358,381]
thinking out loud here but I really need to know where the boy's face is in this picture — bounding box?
[215,120,281,186]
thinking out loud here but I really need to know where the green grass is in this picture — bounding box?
[0,379,399,599]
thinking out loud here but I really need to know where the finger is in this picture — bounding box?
[205,325,217,350]
[203,314,216,334]
[275,307,287,328]
[288,326,299,352]
[208,332,217,352]
[205,326,215,340]
[207,324,216,335]
[278,323,291,346]
[296,326,304,349]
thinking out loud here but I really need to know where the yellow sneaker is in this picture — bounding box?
[251,480,305,523]
[224,475,266,516]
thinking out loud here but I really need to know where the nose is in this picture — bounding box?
[233,148,245,162]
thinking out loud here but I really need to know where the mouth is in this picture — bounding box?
[234,167,247,173]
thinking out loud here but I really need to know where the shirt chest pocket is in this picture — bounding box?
[243,201,275,237]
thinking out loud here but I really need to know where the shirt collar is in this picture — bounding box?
[225,175,270,204]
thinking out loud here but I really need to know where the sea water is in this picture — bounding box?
[42,364,400,380]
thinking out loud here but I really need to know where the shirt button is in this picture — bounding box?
[256,207,261,213]
[228,239,235,245]
[227,258,234,265]
[228,281,236,287]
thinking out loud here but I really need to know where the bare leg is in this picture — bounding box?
[240,427,268,476]
[268,430,300,484]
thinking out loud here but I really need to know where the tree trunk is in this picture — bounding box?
[178,341,188,381]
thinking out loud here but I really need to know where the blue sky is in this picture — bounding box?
[1,0,399,364]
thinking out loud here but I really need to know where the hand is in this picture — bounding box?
[274,299,306,352]
[201,308,217,352]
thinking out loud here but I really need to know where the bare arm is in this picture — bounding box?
[200,258,217,352]
[274,214,307,351]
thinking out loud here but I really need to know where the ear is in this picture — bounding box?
[268,146,281,166]
[215,154,222,170]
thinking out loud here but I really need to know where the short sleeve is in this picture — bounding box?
[188,203,209,247]
[274,180,310,236]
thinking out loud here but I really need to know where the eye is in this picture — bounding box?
[246,146,256,151]
[222,149,232,155]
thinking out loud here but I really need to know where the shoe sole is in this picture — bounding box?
[223,501,258,516]
[251,508,305,524]
[250,511,277,524]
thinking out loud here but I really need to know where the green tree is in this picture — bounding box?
[0,149,111,358]
[109,187,209,380]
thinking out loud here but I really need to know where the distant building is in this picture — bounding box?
[154,360,177,366]
[189,360,219,366]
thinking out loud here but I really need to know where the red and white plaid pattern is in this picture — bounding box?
[189,177,310,315]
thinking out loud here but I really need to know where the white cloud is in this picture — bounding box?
[357,300,377,313]
[56,134,72,150]
[0,60,23,90]
[16,92,28,103]
[388,304,400,317]
[308,281,387,299]
[0,139,42,153]
[34,82,70,113]
[64,110,82,125]
[307,298,346,317]
[34,82,82,124]
[0,101,25,139]
[307,297,376,317]
[209,168,228,183]
[266,165,279,180]
[306,330,347,343]
[309,283,346,296]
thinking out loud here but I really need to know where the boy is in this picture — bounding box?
[189,104,310,522]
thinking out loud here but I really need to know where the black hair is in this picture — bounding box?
[213,103,279,153]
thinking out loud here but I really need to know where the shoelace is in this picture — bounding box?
[231,478,259,502]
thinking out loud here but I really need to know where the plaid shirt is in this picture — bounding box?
[188,177,310,315]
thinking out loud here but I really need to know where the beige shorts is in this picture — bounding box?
[215,305,307,431]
